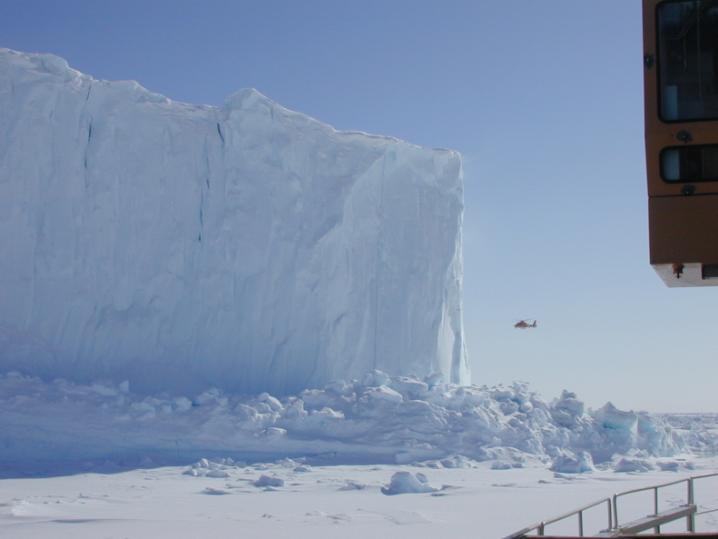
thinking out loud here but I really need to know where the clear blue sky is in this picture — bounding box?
[2,0,716,412]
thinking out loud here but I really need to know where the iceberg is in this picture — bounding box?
[0,48,469,394]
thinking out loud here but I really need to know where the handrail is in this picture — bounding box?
[608,504,697,536]
[505,471,718,538]
[612,471,718,534]
[543,498,613,536]
[503,498,612,538]
[613,476,694,533]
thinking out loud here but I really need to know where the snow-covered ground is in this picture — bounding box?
[2,370,717,537]
[2,457,717,538]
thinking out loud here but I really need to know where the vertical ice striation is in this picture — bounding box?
[0,49,469,394]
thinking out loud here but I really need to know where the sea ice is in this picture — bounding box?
[613,456,654,473]
[254,475,285,488]
[0,371,700,471]
[381,472,437,495]
[550,450,595,474]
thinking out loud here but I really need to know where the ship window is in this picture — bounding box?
[702,263,718,279]
[657,0,718,121]
[661,144,718,181]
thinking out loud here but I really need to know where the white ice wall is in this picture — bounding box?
[0,49,469,394]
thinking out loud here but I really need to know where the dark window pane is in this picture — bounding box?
[657,0,718,121]
[702,264,718,279]
[661,144,718,181]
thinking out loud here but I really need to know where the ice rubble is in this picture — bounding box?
[254,475,285,488]
[613,455,655,473]
[1,371,701,471]
[0,48,468,395]
[663,413,718,455]
[381,471,437,495]
[550,450,594,474]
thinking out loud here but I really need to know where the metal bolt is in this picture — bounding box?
[676,130,693,143]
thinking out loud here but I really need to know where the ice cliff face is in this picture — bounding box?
[0,49,469,394]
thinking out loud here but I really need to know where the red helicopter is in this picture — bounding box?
[514,319,537,329]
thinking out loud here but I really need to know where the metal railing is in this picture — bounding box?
[613,476,691,533]
[504,471,718,538]
[504,498,613,538]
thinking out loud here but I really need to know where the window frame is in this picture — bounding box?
[655,0,718,123]
[659,143,718,182]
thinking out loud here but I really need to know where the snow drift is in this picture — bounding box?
[0,48,468,394]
